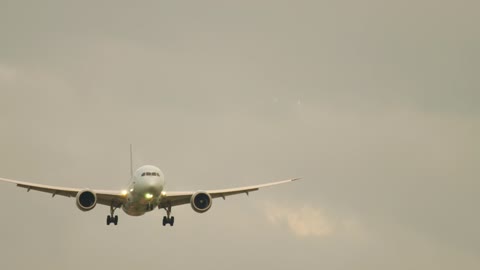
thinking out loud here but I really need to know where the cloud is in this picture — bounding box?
[264,202,362,238]
[264,202,367,239]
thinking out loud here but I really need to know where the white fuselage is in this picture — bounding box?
[122,165,165,216]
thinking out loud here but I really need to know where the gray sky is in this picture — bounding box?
[0,1,479,269]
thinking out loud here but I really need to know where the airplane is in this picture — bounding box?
[0,162,300,226]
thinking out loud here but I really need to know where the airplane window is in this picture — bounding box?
[155,172,159,176]
[141,173,145,177]
[146,172,152,176]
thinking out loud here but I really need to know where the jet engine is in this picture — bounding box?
[190,191,212,213]
[76,190,97,211]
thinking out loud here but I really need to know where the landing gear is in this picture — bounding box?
[162,205,174,226]
[106,215,118,225]
[162,216,174,226]
[106,205,119,226]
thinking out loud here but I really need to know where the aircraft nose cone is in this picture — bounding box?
[145,178,162,194]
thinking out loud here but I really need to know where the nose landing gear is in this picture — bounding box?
[146,203,155,211]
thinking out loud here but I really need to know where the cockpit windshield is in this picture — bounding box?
[141,172,160,177]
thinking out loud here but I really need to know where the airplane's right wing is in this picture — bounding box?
[0,177,127,208]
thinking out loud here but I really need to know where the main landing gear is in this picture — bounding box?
[107,205,118,226]
[162,205,174,226]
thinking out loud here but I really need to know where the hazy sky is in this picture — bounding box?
[0,1,478,269]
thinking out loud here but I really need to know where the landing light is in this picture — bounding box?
[145,193,153,199]
[121,190,128,196]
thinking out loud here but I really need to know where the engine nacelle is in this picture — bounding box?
[76,190,97,211]
[190,191,212,213]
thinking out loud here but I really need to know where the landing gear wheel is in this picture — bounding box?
[162,216,174,226]
[163,205,174,226]
[107,204,119,226]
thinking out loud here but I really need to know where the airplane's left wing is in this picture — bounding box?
[0,177,126,207]
[159,177,300,208]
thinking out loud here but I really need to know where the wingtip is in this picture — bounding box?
[291,177,302,182]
